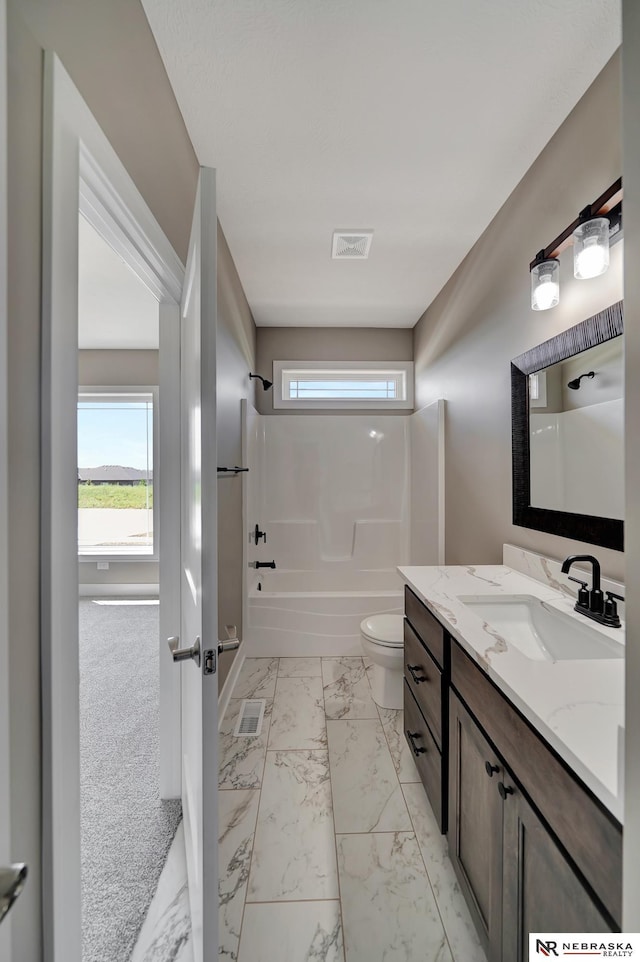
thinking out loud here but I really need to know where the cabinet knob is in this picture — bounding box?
[407,664,428,684]
[498,782,514,800]
[485,761,499,778]
[406,730,427,756]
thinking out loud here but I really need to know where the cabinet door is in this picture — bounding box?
[449,692,503,962]
[502,785,613,960]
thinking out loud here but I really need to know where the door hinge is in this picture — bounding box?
[204,648,216,675]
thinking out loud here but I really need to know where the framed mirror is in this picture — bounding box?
[511,300,623,551]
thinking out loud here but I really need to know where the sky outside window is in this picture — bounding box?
[77,400,152,470]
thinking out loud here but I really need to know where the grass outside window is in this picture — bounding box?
[78,482,153,510]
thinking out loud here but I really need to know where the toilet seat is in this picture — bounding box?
[360,614,404,649]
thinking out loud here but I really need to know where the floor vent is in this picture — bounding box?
[233,699,266,737]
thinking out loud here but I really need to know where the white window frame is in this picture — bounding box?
[77,385,159,562]
[529,371,548,408]
[273,360,414,410]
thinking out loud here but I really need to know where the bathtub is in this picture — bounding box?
[244,568,404,657]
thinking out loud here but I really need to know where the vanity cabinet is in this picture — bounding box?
[450,640,621,930]
[449,692,611,962]
[403,586,448,831]
[403,584,622,961]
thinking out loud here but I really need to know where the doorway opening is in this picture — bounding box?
[77,216,182,961]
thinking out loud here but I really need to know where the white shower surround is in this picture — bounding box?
[242,402,443,657]
[530,398,624,519]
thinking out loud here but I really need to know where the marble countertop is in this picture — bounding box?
[397,564,625,822]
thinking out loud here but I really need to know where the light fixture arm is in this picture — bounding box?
[529,177,622,270]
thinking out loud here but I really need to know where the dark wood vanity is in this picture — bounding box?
[403,585,622,961]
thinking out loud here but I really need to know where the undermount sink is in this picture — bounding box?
[458,594,624,662]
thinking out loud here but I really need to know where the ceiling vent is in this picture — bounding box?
[331,230,373,259]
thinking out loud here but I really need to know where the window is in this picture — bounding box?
[529,371,548,408]
[77,390,157,558]
[273,361,414,410]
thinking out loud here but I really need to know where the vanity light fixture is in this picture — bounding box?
[249,373,273,391]
[529,177,622,311]
[530,253,560,311]
[573,211,610,279]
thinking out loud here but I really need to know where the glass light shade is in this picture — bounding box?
[531,258,559,311]
[573,216,610,279]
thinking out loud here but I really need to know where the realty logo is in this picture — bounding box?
[530,933,640,959]
[536,942,559,957]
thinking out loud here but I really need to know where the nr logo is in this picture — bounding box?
[536,941,559,957]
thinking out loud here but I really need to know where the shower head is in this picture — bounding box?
[567,371,595,390]
[249,373,273,391]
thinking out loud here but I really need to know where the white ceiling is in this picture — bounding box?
[141,0,620,329]
[78,215,159,349]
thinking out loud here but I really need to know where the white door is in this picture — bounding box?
[174,167,218,962]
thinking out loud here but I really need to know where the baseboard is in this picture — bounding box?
[79,583,160,597]
[218,647,245,729]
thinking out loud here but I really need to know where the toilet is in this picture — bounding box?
[360,613,404,710]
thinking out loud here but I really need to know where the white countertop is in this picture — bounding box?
[398,564,625,822]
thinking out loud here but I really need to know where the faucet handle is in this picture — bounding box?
[568,576,589,609]
[604,591,624,627]
[606,590,625,603]
[567,575,588,588]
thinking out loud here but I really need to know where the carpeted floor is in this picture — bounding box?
[79,599,182,962]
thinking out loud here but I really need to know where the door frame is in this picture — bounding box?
[41,52,184,962]
[0,0,12,956]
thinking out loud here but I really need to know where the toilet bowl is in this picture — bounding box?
[360,614,404,710]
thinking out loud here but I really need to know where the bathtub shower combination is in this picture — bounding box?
[248,568,404,656]
[242,402,443,658]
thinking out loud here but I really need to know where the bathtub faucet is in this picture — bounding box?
[253,560,276,569]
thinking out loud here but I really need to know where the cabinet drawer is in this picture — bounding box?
[405,586,444,669]
[404,681,444,831]
[451,640,621,926]
[404,619,442,748]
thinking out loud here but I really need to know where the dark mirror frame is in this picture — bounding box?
[511,300,624,552]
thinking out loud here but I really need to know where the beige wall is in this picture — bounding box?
[78,349,159,386]
[255,326,413,415]
[6,2,254,956]
[216,227,257,689]
[413,51,624,583]
[622,0,640,924]
[19,0,198,262]
[78,350,160,589]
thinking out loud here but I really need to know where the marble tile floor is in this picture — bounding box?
[131,656,486,962]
